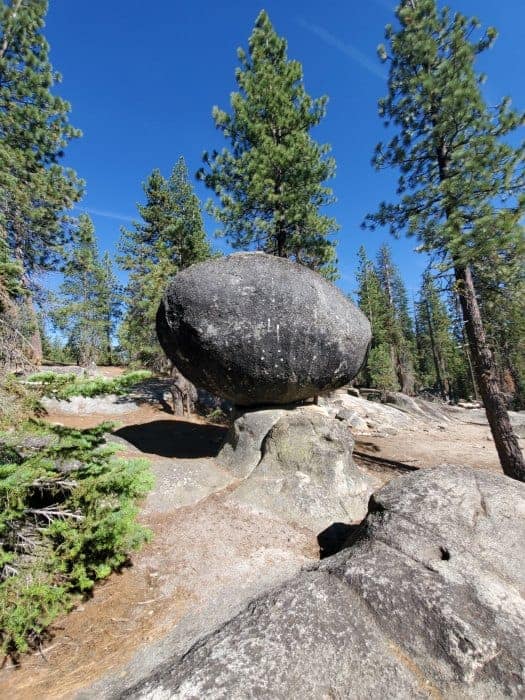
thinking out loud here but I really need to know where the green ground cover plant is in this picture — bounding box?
[0,420,153,658]
[25,370,152,400]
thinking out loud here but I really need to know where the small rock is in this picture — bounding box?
[217,408,287,478]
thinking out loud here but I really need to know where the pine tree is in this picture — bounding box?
[119,160,212,368]
[0,233,22,312]
[473,256,525,409]
[366,0,525,479]
[96,252,121,365]
[52,215,106,366]
[375,244,416,394]
[355,246,398,390]
[414,272,468,400]
[168,157,213,269]
[198,10,339,279]
[0,0,83,360]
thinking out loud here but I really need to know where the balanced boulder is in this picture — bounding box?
[157,252,371,405]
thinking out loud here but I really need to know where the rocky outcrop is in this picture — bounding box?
[227,407,373,531]
[217,408,286,478]
[157,252,371,405]
[129,466,525,699]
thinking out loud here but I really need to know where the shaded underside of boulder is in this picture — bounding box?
[128,466,525,699]
[157,252,371,406]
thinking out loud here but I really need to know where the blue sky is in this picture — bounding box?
[45,0,524,298]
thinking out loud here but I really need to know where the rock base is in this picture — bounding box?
[218,405,373,532]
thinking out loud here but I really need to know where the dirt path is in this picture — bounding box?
[1,392,522,699]
[0,406,316,700]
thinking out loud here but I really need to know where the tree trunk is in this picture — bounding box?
[455,265,524,480]
[23,294,43,365]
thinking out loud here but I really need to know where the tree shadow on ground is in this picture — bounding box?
[114,420,228,459]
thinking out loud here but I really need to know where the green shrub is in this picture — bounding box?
[0,421,153,658]
[25,370,152,399]
[0,375,43,430]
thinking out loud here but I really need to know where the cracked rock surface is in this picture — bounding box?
[126,465,525,699]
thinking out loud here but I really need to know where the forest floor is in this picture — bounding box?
[0,375,523,700]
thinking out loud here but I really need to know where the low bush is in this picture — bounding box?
[0,375,43,430]
[0,420,153,658]
[25,370,152,400]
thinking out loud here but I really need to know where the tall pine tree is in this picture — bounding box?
[366,0,524,479]
[0,0,83,361]
[52,215,106,366]
[355,246,398,390]
[199,11,339,279]
[376,244,416,394]
[414,272,469,400]
[119,159,212,368]
[96,251,121,365]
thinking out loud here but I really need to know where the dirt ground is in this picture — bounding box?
[0,391,521,699]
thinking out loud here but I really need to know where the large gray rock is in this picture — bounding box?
[128,466,525,699]
[217,408,286,478]
[157,253,371,406]
[228,407,373,531]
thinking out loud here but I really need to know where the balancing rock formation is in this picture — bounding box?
[157,252,371,406]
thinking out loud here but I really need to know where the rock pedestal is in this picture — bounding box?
[157,252,371,406]
[218,405,373,532]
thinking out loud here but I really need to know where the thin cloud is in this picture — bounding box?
[298,18,387,81]
[76,207,135,223]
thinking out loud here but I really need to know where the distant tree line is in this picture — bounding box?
[1,2,523,477]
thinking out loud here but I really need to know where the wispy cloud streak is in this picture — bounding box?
[298,19,387,81]
[75,207,135,223]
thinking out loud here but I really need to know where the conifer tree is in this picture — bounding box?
[97,252,121,365]
[119,160,212,367]
[473,259,525,410]
[199,10,339,279]
[366,0,525,479]
[376,244,416,394]
[355,246,398,390]
[52,215,105,366]
[414,272,468,400]
[0,0,82,359]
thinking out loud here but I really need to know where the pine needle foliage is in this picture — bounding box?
[118,159,212,368]
[0,0,83,280]
[25,370,152,400]
[0,421,153,657]
[199,10,339,279]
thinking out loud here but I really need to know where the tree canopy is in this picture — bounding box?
[199,10,339,279]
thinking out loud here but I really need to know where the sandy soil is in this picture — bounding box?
[0,405,314,700]
[0,389,521,699]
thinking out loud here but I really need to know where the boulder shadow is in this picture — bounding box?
[114,420,228,459]
[317,521,366,559]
